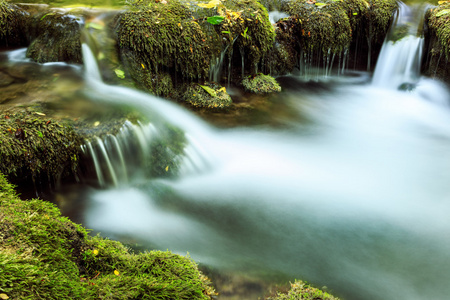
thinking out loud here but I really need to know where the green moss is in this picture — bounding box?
[0,107,83,182]
[285,0,352,54]
[266,280,340,300]
[0,0,29,47]
[0,172,216,299]
[184,82,232,109]
[218,0,276,73]
[26,12,82,63]
[116,0,212,81]
[242,73,281,94]
[427,2,450,59]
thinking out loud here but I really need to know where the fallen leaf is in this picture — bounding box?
[0,293,9,300]
[114,270,120,276]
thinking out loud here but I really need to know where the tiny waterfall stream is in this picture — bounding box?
[5,2,450,299]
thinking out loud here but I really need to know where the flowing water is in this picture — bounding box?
[3,2,450,300]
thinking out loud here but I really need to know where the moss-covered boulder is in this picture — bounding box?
[271,0,397,74]
[265,280,340,300]
[242,73,281,94]
[0,0,30,47]
[0,172,216,299]
[215,0,276,75]
[0,107,83,183]
[184,82,232,109]
[424,2,450,82]
[26,11,83,63]
[115,0,213,91]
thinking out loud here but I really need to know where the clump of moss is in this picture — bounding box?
[242,73,281,94]
[116,0,212,82]
[184,82,232,109]
[0,107,83,183]
[216,0,276,74]
[427,2,450,59]
[285,0,352,54]
[0,0,29,47]
[0,172,216,299]
[26,11,82,63]
[266,280,340,300]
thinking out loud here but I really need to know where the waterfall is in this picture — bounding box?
[49,16,450,300]
[372,2,427,88]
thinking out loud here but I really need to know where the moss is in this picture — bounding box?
[242,73,281,94]
[217,0,276,73]
[0,0,29,47]
[0,107,83,183]
[427,2,450,60]
[265,280,340,300]
[116,0,212,82]
[285,0,352,54]
[184,82,232,109]
[26,11,82,64]
[0,172,216,299]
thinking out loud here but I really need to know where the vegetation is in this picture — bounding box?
[0,107,83,183]
[266,280,340,300]
[0,0,29,47]
[427,1,450,59]
[184,82,232,109]
[0,172,216,299]
[423,1,450,81]
[27,11,83,63]
[242,73,281,94]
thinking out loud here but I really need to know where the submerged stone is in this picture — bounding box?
[184,82,232,109]
[242,73,281,94]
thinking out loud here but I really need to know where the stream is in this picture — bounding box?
[2,1,450,300]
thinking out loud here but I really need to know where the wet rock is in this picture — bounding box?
[423,3,450,83]
[184,82,232,109]
[26,12,83,63]
[0,0,30,47]
[0,70,14,86]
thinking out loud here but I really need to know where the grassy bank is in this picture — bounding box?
[0,172,216,299]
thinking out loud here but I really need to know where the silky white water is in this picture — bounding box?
[77,39,450,300]
[41,4,450,299]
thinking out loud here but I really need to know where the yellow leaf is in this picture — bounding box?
[218,87,226,93]
[93,249,98,255]
[141,64,145,69]
[197,0,221,8]
[94,121,100,127]
[0,294,9,300]
[165,166,169,172]
[34,112,46,116]
[114,270,120,276]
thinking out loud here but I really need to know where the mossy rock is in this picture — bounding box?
[423,2,450,82]
[0,172,216,299]
[216,0,276,73]
[426,2,450,59]
[265,280,340,300]
[116,0,212,82]
[242,73,281,94]
[26,11,83,64]
[284,0,353,54]
[184,82,232,109]
[0,107,83,183]
[0,0,30,47]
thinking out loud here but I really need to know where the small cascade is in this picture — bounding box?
[81,121,157,187]
[298,47,349,80]
[372,2,427,88]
